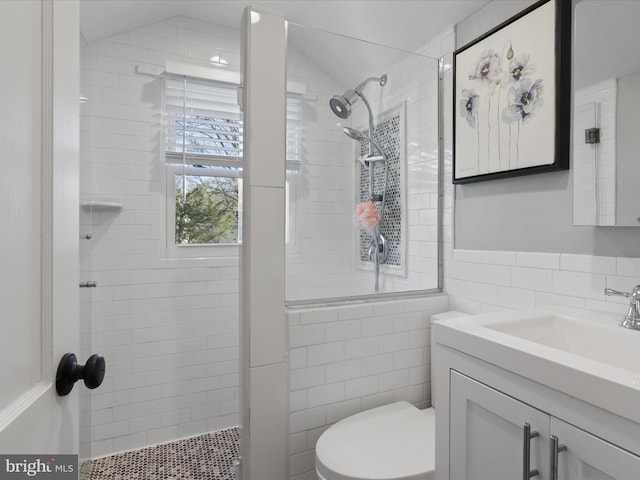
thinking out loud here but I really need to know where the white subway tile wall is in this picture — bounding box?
[287,294,449,479]
[80,17,241,458]
[445,249,640,314]
[285,39,356,301]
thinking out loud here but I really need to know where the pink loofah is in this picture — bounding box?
[356,200,380,231]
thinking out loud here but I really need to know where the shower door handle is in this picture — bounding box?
[56,352,106,396]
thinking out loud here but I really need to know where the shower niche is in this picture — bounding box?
[355,102,406,278]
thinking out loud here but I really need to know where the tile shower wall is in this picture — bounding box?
[80,17,241,458]
[287,294,449,479]
[285,43,357,300]
[376,45,441,292]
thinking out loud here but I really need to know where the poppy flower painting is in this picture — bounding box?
[453,0,571,183]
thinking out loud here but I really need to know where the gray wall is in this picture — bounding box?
[453,0,640,257]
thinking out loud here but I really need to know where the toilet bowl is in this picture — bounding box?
[315,401,435,480]
[314,311,464,480]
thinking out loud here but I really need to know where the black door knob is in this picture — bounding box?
[56,352,106,396]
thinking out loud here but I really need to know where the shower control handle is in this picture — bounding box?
[56,352,106,396]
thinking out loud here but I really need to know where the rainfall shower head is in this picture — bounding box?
[329,74,387,120]
[330,90,358,119]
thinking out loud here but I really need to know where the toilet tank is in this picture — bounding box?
[430,311,465,408]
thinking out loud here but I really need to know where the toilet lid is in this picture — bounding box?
[315,402,435,480]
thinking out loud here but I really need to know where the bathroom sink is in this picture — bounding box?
[486,313,640,375]
[433,306,640,423]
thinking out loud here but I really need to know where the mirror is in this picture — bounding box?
[573,0,640,226]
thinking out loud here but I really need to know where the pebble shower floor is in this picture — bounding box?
[80,428,239,480]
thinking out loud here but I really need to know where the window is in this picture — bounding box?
[164,77,243,247]
[164,75,300,253]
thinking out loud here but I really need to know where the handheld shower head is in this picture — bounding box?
[329,74,387,120]
[343,127,386,162]
[342,127,366,141]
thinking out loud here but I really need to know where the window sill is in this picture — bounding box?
[160,243,240,267]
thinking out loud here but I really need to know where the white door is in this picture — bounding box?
[0,0,80,456]
[449,371,550,480]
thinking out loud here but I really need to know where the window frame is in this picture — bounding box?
[165,162,243,258]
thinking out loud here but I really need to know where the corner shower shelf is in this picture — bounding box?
[80,198,123,211]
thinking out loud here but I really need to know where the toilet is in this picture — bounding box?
[314,311,463,480]
[315,401,435,480]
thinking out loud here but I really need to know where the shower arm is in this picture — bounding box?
[354,75,386,156]
[355,91,376,157]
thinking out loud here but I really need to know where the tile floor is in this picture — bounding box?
[80,428,239,480]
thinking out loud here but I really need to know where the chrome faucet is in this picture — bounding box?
[604,284,640,330]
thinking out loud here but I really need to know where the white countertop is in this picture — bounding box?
[433,306,640,424]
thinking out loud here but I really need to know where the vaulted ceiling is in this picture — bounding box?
[80,0,489,52]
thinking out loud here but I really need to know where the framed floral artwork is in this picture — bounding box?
[453,0,572,184]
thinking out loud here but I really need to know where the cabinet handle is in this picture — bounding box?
[550,435,567,480]
[523,423,540,479]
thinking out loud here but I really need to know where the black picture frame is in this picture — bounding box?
[453,0,571,184]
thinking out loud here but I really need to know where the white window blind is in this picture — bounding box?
[165,76,301,168]
[165,77,242,167]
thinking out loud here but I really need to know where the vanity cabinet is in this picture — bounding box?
[450,371,548,480]
[447,370,640,480]
[550,417,640,480]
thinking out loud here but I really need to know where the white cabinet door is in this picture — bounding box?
[450,371,550,480]
[0,0,79,454]
[551,418,640,480]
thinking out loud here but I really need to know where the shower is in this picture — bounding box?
[343,127,386,166]
[331,74,389,293]
[330,75,386,117]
